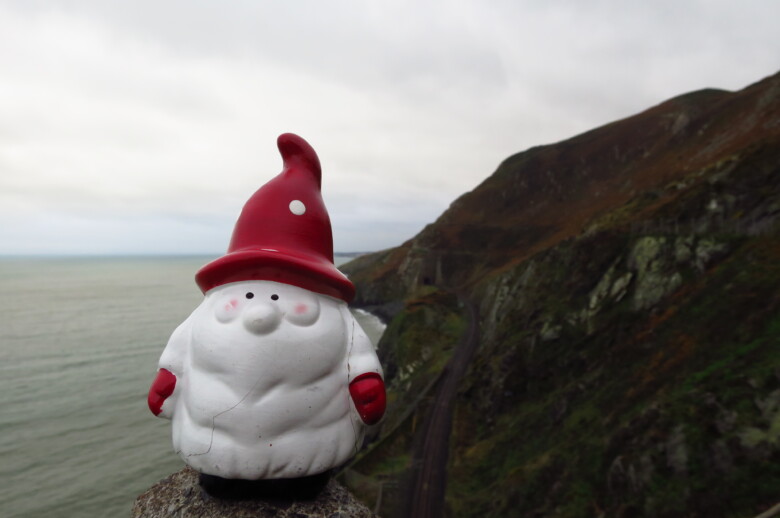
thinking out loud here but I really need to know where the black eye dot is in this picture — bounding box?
[245,292,254,299]
[271,294,279,301]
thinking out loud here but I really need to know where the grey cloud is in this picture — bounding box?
[0,1,778,254]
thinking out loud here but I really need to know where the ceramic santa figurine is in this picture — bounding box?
[147,133,385,490]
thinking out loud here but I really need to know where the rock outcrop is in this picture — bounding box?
[132,467,376,518]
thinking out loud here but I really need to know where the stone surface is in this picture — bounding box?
[132,467,376,518]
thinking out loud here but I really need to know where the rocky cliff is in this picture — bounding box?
[341,71,780,517]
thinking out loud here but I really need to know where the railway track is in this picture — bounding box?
[406,295,480,518]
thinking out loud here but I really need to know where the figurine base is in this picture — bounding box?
[199,471,332,501]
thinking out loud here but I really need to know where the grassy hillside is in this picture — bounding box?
[340,71,780,517]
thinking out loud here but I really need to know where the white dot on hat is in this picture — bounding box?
[289,200,306,215]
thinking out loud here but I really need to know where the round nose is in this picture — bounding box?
[242,303,282,335]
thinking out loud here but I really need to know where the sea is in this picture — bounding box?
[0,255,385,518]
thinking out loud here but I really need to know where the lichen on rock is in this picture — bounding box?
[629,236,684,311]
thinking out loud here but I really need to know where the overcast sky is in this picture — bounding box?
[0,1,777,256]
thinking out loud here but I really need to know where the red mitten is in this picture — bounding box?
[148,368,176,416]
[349,373,386,425]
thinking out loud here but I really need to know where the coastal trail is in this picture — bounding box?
[405,293,481,518]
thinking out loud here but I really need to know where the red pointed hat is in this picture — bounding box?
[195,133,355,302]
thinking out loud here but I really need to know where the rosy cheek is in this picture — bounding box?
[216,298,240,323]
[285,298,320,326]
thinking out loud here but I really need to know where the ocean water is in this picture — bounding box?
[0,256,384,518]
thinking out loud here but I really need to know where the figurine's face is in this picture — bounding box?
[211,280,321,335]
[188,280,346,390]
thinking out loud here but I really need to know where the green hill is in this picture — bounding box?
[341,71,780,517]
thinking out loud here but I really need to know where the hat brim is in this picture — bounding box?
[195,248,355,302]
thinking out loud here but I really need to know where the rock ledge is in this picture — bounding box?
[132,467,375,518]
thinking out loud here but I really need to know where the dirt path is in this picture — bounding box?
[406,295,480,518]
